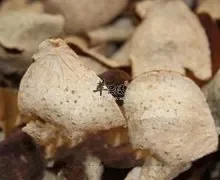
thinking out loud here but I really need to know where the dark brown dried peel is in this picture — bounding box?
[0,129,44,180]
[83,128,147,169]
[54,127,147,176]
[55,146,86,180]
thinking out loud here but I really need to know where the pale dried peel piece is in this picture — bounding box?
[18,38,126,148]
[140,158,191,180]
[124,71,218,165]
[111,41,131,66]
[84,155,103,180]
[131,0,211,80]
[135,0,196,19]
[44,0,129,34]
[0,0,44,14]
[202,69,220,134]
[65,36,109,73]
[64,36,88,49]
[135,0,155,19]
[64,36,119,68]
[131,56,185,78]
[136,0,197,20]
[197,0,220,19]
[0,12,64,74]
[124,167,142,180]
[91,43,118,57]
[87,18,135,45]
[80,56,108,74]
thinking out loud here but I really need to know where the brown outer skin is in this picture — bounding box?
[55,127,148,170]
[0,129,44,180]
[0,88,20,135]
[0,89,4,128]
[83,128,148,169]
[55,145,87,180]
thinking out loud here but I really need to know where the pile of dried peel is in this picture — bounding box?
[1,0,220,180]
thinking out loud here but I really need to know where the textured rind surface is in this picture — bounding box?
[130,0,211,80]
[0,12,64,73]
[18,39,126,144]
[44,0,128,33]
[202,69,220,134]
[124,71,218,165]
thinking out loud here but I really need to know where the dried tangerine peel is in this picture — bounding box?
[130,0,211,80]
[19,38,126,149]
[44,0,128,33]
[197,0,220,20]
[124,71,217,165]
[0,12,64,73]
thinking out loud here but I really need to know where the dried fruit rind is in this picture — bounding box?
[18,38,126,148]
[44,0,128,33]
[197,0,220,20]
[131,0,211,80]
[124,71,218,165]
[0,12,64,73]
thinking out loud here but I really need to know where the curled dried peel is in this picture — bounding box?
[44,0,128,33]
[65,36,119,68]
[0,0,43,14]
[64,36,109,74]
[124,71,218,165]
[111,40,131,67]
[18,38,126,148]
[197,0,220,19]
[202,69,220,134]
[80,56,108,74]
[0,12,64,74]
[135,0,155,19]
[87,18,135,45]
[131,0,211,80]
